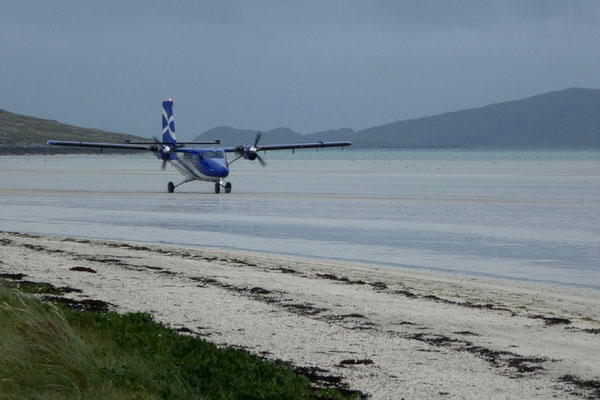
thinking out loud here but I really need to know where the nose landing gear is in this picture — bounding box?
[215,181,232,194]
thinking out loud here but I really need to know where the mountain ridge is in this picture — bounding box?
[1,87,599,151]
[194,87,600,147]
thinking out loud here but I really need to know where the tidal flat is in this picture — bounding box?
[0,149,598,289]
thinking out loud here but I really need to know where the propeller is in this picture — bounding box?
[234,132,267,167]
[152,137,171,170]
[250,132,267,167]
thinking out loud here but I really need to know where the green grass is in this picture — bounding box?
[0,281,354,399]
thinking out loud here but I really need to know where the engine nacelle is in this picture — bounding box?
[160,149,171,161]
[236,145,258,161]
[245,150,257,161]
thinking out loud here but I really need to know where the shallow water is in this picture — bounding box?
[1,149,599,290]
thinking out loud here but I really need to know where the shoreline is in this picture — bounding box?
[4,227,599,294]
[1,231,599,399]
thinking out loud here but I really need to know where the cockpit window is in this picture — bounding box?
[201,151,225,159]
[184,153,201,163]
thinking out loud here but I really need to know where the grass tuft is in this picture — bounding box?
[0,281,357,399]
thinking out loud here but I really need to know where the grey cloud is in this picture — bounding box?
[1,1,599,139]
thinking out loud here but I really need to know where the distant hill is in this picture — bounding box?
[345,88,600,147]
[194,88,600,148]
[3,88,599,153]
[0,108,144,154]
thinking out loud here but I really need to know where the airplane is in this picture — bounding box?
[47,99,352,193]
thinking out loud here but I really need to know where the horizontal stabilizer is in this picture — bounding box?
[178,140,221,145]
[125,140,221,146]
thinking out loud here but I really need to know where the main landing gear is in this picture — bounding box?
[167,178,192,193]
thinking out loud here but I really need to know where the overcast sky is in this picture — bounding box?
[1,1,599,140]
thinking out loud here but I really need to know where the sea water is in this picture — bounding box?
[0,148,598,290]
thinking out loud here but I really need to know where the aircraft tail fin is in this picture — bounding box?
[162,99,177,146]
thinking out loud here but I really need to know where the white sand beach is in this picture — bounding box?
[1,231,599,399]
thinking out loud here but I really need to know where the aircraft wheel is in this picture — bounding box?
[167,182,175,193]
[225,182,232,193]
[214,182,221,194]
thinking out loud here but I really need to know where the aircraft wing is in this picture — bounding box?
[223,141,352,152]
[47,140,158,151]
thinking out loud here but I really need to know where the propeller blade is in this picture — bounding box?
[154,137,171,170]
[256,153,267,167]
[254,132,262,148]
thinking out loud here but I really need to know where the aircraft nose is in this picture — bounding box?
[204,159,229,178]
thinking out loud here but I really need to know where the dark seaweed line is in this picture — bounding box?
[188,275,328,317]
[314,270,585,331]
[559,375,600,400]
[1,237,174,275]
[402,332,548,376]
[186,273,379,332]
[400,331,600,399]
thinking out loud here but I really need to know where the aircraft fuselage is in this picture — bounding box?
[158,148,229,182]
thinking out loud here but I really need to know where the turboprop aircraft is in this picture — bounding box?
[47,99,352,193]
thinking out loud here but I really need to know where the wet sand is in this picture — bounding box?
[2,153,599,290]
[1,231,599,399]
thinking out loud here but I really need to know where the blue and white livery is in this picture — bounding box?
[162,99,177,144]
[47,99,352,193]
